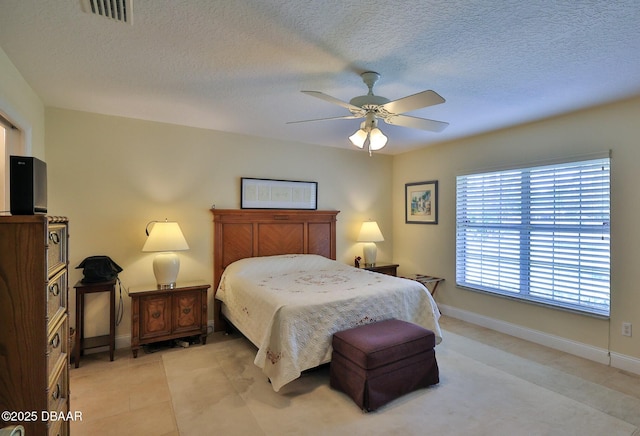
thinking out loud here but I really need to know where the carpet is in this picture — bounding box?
[163,330,639,435]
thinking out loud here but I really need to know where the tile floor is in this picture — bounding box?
[69,316,640,435]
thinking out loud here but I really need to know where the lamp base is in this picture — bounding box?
[157,283,177,290]
[153,252,180,289]
[362,242,378,267]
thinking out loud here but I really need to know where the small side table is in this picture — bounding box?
[361,263,399,276]
[410,275,445,297]
[74,279,116,368]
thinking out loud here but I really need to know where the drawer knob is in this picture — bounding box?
[49,232,60,244]
[52,383,61,401]
[49,282,60,296]
[151,311,161,319]
[182,307,191,314]
[51,333,60,349]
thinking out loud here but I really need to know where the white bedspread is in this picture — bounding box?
[216,254,442,391]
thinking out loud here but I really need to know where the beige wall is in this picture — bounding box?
[3,44,638,367]
[393,96,640,361]
[0,48,45,158]
[45,108,393,339]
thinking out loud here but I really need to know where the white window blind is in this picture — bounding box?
[456,157,610,316]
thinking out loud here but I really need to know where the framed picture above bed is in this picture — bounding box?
[241,177,318,210]
[405,180,438,224]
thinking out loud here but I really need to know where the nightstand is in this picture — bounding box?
[129,280,210,358]
[362,263,399,276]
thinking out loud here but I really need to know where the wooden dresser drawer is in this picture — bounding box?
[48,360,69,424]
[47,223,68,276]
[48,316,68,375]
[47,269,68,325]
[49,416,69,436]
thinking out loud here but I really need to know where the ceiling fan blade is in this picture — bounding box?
[381,90,445,115]
[286,114,362,124]
[301,91,363,112]
[384,114,449,132]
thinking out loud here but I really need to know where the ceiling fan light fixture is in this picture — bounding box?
[292,72,447,155]
[368,127,388,151]
[349,129,367,148]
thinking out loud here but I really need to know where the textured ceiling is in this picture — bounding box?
[1,0,639,154]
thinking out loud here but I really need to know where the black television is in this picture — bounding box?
[10,155,47,215]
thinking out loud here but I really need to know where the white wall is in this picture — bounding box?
[393,96,640,364]
[45,108,394,341]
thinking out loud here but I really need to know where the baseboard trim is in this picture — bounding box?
[610,351,640,375]
[439,304,640,376]
[116,334,130,350]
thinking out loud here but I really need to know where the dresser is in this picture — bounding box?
[0,216,70,435]
[129,281,210,357]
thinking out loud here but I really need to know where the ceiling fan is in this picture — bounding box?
[288,71,448,154]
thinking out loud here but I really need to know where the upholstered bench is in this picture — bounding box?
[330,318,439,411]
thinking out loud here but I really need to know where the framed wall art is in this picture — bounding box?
[241,177,318,210]
[405,180,438,224]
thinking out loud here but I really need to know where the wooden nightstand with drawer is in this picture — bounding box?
[129,280,210,357]
[362,263,399,276]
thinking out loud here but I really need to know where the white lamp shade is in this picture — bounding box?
[368,128,388,150]
[349,129,367,148]
[357,221,384,242]
[142,221,189,252]
[349,114,387,154]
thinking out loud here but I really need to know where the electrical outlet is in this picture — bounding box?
[622,322,632,337]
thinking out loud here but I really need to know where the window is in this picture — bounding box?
[456,156,611,316]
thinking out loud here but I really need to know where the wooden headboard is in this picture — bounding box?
[211,208,339,330]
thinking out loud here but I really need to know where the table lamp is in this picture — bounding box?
[357,220,384,267]
[142,219,189,289]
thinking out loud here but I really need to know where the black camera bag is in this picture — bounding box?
[76,256,123,283]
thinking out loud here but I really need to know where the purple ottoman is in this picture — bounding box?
[330,319,439,411]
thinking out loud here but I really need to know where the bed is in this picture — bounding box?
[211,209,442,391]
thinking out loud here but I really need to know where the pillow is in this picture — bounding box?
[225,254,336,279]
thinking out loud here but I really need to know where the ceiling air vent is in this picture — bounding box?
[80,0,133,24]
